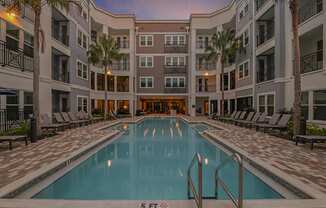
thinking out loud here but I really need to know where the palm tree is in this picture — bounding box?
[206,30,239,116]
[88,35,122,120]
[290,0,302,135]
[10,0,70,141]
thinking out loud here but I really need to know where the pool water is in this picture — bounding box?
[34,118,282,200]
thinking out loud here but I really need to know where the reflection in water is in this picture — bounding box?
[34,118,282,200]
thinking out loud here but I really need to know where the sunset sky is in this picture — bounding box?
[95,0,232,19]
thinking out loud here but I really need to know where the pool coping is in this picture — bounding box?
[0,116,326,208]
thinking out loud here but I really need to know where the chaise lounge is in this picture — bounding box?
[0,135,28,150]
[295,135,326,150]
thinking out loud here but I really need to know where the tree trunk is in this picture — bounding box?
[104,66,108,120]
[290,0,302,136]
[32,8,41,140]
[220,60,225,116]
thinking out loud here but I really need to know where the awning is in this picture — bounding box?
[0,87,17,95]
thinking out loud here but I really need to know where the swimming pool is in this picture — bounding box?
[33,118,282,200]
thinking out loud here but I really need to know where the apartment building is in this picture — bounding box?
[135,21,189,114]
[0,0,325,125]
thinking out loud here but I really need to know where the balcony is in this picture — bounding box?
[196,41,211,50]
[111,62,129,71]
[116,40,129,49]
[52,8,69,47]
[256,64,275,83]
[0,40,33,72]
[299,50,323,73]
[196,63,216,71]
[256,6,275,48]
[256,0,270,12]
[164,65,187,74]
[52,49,69,83]
[299,0,323,24]
[257,48,275,83]
[164,43,187,53]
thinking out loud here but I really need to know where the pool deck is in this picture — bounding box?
[1,115,326,207]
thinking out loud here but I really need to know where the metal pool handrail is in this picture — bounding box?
[215,153,244,208]
[187,153,203,208]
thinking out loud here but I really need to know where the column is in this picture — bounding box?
[114,100,118,113]
[18,90,24,120]
[308,91,314,121]
[94,72,98,91]
[114,76,117,92]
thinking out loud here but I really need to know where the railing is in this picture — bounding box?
[0,40,33,72]
[52,22,69,47]
[256,0,269,11]
[299,0,323,23]
[196,41,211,50]
[0,109,31,134]
[196,63,216,71]
[300,50,323,74]
[215,153,244,208]
[187,153,203,208]
[111,62,130,71]
[164,44,188,53]
[257,65,275,83]
[52,71,70,83]
[116,40,129,49]
[164,88,187,94]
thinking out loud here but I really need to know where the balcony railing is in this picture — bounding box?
[164,43,188,53]
[256,0,269,12]
[116,40,129,49]
[257,65,275,83]
[0,40,33,72]
[299,0,323,23]
[164,65,187,73]
[164,88,187,93]
[196,41,211,50]
[196,63,216,71]
[300,50,323,73]
[196,84,216,93]
[111,62,129,71]
[256,27,274,47]
[52,21,69,47]
[52,68,69,83]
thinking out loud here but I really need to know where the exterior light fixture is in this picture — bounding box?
[107,70,112,75]
[205,158,208,165]
[107,160,112,167]
[204,72,209,76]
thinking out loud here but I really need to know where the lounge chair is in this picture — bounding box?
[68,112,89,126]
[256,114,291,133]
[0,135,28,150]
[231,111,247,124]
[41,114,67,133]
[254,113,282,132]
[53,113,72,128]
[61,112,84,127]
[88,113,103,123]
[295,135,326,150]
[234,112,255,126]
[221,111,240,123]
[109,111,118,120]
[218,111,236,121]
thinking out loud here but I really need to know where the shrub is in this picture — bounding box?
[0,121,30,136]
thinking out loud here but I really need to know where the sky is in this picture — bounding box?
[95,0,232,20]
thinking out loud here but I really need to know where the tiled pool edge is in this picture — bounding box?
[0,130,120,199]
[203,131,326,200]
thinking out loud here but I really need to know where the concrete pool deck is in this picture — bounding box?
[1,115,326,207]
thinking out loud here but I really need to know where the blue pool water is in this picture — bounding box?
[34,118,283,200]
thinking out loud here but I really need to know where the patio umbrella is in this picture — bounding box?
[0,87,17,95]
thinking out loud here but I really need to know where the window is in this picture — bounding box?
[77,96,88,112]
[240,30,249,47]
[139,56,153,68]
[301,91,309,120]
[165,56,185,66]
[107,75,115,91]
[97,73,105,91]
[238,2,249,21]
[258,94,275,116]
[238,61,249,79]
[165,35,186,46]
[117,76,129,92]
[139,35,153,47]
[140,77,153,88]
[77,29,88,49]
[24,32,34,57]
[6,22,20,50]
[313,90,326,121]
[77,60,88,80]
[165,77,185,88]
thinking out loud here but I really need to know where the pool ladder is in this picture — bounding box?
[187,153,244,208]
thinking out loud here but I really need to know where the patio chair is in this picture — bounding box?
[295,135,326,150]
[237,112,261,127]
[221,111,240,123]
[216,111,236,121]
[68,112,89,126]
[53,113,71,128]
[0,135,28,150]
[88,113,104,123]
[41,114,67,133]
[61,112,84,127]
[234,112,255,126]
[254,113,282,132]
[231,111,247,124]
[255,114,291,133]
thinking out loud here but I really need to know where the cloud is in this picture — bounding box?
[95,0,231,19]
